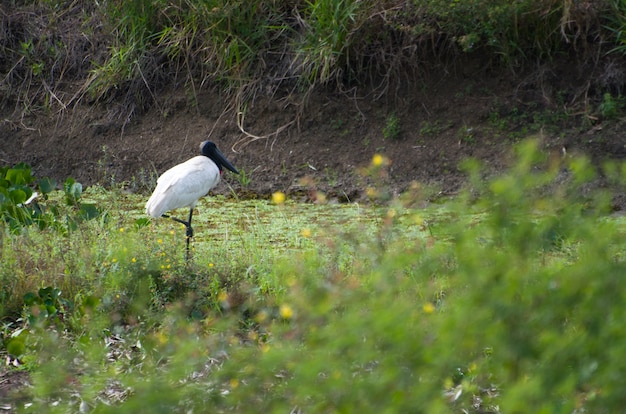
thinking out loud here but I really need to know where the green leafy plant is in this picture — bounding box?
[0,164,101,234]
[234,168,252,188]
[419,120,451,136]
[4,287,100,364]
[383,112,401,140]
[22,287,70,328]
[63,177,83,206]
[0,163,55,231]
[457,125,475,144]
[598,92,622,119]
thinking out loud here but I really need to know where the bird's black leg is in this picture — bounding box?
[184,207,194,260]
[162,208,194,260]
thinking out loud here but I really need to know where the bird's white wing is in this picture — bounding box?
[145,156,221,218]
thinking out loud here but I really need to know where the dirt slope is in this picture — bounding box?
[2,58,626,208]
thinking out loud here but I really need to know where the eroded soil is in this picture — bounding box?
[1,58,626,206]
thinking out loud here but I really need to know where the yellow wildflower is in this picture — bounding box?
[272,191,286,204]
[255,310,268,323]
[218,291,229,303]
[155,331,168,345]
[372,154,384,167]
[279,304,293,319]
[423,302,436,314]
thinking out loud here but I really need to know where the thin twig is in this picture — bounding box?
[42,80,67,111]
[231,110,294,153]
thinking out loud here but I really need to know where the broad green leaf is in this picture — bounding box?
[6,337,26,357]
[38,177,56,194]
[134,217,151,229]
[23,292,38,306]
[5,166,33,185]
[9,188,27,204]
[79,203,100,220]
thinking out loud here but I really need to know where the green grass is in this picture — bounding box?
[4,0,625,118]
[2,140,626,411]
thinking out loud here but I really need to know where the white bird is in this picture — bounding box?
[146,140,239,259]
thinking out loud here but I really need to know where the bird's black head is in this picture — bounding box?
[200,141,239,174]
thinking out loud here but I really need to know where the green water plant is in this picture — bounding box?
[0,163,100,234]
[0,163,55,231]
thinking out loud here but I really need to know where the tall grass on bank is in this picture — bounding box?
[2,0,624,117]
[0,1,104,116]
[2,140,626,411]
[88,0,293,107]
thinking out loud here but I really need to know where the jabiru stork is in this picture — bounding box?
[145,140,239,259]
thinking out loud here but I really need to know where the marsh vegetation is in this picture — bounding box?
[2,142,626,412]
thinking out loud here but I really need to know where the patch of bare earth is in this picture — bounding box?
[0,364,30,410]
[3,59,626,208]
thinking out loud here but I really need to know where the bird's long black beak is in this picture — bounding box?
[215,147,239,174]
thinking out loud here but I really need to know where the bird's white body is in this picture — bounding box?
[145,156,220,218]
[145,140,237,260]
